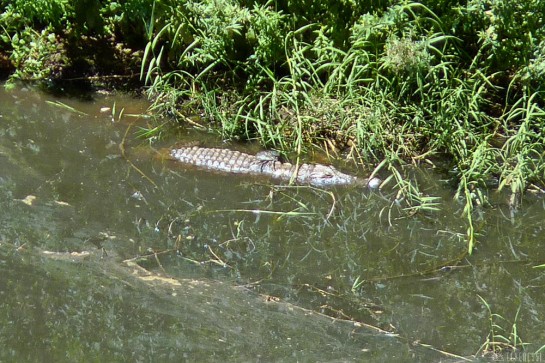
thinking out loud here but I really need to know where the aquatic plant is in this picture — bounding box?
[476,295,527,357]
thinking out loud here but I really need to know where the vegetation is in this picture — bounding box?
[476,295,527,357]
[1,0,545,253]
[0,0,147,87]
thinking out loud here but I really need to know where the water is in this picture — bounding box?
[1,86,544,362]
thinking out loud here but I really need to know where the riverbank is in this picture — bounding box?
[1,0,544,253]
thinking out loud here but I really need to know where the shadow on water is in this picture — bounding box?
[1,86,544,361]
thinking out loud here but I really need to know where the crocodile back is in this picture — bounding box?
[170,146,358,187]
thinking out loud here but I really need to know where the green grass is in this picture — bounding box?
[2,0,545,254]
[135,0,545,254]
[476,295,527,357]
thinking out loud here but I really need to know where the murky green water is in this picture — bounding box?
[1,86,544,362]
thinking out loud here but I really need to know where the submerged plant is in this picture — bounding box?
[476,295,527,357]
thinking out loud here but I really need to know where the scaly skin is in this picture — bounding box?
[255,150,281,162]
[170,146,375,187]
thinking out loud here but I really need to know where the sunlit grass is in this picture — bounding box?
[138,1,545,255]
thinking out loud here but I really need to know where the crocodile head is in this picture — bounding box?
[302,164,381,188]
[303,164,356,187]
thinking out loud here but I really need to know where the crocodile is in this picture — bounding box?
[170,146,380,188]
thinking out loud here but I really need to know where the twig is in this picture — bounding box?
[207,245,230,268]
[174,110,207,130]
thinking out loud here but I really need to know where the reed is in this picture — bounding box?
[138,1,545,253]
[476,296,527,357]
